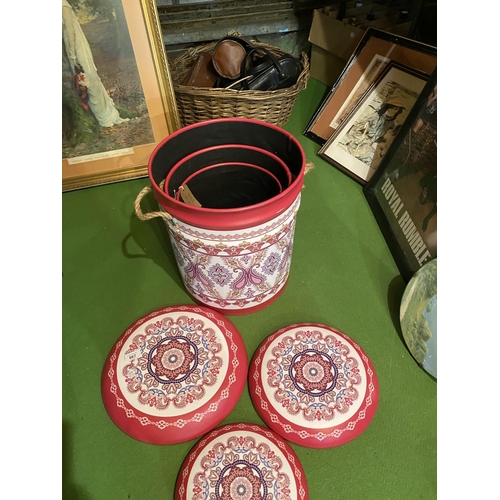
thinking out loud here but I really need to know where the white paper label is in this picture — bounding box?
[123,349,140,363]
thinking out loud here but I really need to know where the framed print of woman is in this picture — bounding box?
[62,0,129,129]
[62,0,164,167]
[62,0,180,192]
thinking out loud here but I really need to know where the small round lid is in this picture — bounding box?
[249,323,379,448]
[101,304,248,445]
[175,422,309,500]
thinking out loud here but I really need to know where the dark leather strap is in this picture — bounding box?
[240,47,287,90]
[241,48,286,79]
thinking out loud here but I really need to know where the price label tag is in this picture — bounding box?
[179,184,202,207]
[123,349,140,363]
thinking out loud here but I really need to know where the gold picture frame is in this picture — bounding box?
[62,0,180,192]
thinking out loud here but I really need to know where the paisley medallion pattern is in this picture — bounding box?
[164,196,300,311]
[265,328,363,423]
[118,312,225,414]
[189,432,294,500]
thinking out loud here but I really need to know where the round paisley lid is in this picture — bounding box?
[175,422,309,500]
[101,304,248,445]
[249,323,379,448]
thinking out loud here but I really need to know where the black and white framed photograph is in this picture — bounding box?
[318,61,428,184]
[304,28,437,146]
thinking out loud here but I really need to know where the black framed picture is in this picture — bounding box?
[318,61,428,185]
[363,68,437,282]
[304,28,437,147]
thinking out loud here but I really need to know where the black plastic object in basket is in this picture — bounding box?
[231,47,302,91]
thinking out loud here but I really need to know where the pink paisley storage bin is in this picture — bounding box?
[135,118,305,315]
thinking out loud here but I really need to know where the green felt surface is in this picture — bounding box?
[62,78,437,500]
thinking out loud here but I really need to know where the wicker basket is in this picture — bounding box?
[169,41,310,127]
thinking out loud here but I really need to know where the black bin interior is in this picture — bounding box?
[151,120,303,192]
[177,163,282,208]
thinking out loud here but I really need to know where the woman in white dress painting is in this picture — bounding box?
[62,0,128,128]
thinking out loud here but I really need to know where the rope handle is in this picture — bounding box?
[134,183,174,222]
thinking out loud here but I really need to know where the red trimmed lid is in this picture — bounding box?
[101,305,248,445]
[175,422,309,500]
[249,323,379,448]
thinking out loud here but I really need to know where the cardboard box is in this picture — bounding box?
[308,6,412,87]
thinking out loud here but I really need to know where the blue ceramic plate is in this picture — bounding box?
[400,259,437,378]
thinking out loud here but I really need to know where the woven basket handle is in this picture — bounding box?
[134,185,174,222]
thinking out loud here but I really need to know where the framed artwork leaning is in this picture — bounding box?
[304,28,437,146]
[318,61,428,184]
[62,0,180,192]
[363,68,437,283]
